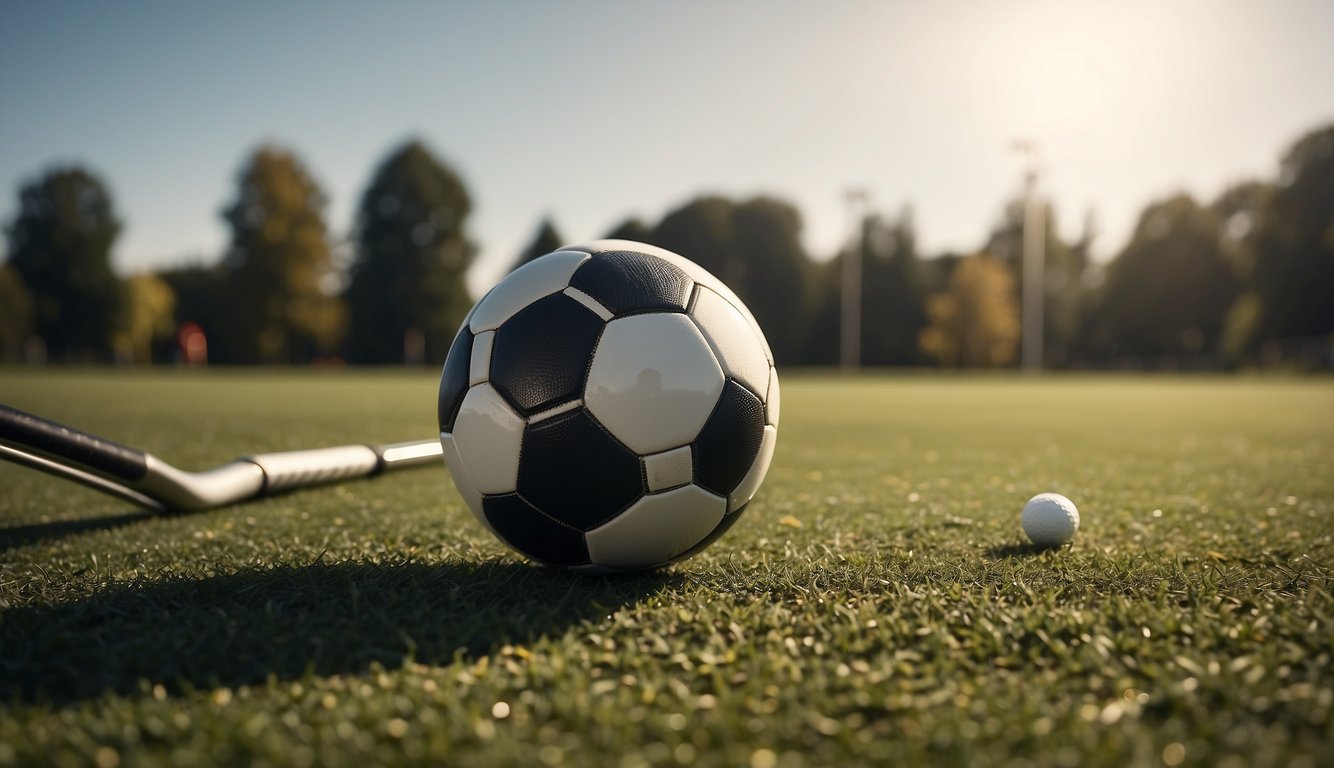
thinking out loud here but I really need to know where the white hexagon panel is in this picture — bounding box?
[691,285,772,399]
[729,425,777,511]
[765,366,781,427]
[468,250,589,333]
[585,485,727,569]
[439,432,489,531]
[449,383,524,495]
[585,313,724,454]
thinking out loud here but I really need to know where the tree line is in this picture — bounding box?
[2,124,1331,369]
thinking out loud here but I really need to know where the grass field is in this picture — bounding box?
[1,370,1331,767]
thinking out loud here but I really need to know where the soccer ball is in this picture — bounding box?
[437,239,779,572]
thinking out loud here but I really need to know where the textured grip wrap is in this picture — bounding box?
[0,404,148,482]
[247,445,381,493]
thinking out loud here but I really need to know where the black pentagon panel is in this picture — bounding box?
[483,494,590,566]
[518,409,644,530]
[568,250,692,315]
[438,325,473,432]
[491,293,604,414]
[693,380,766,496]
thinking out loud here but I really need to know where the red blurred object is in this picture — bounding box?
[177,322,208,365]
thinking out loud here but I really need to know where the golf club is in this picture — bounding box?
[0,403,442,514]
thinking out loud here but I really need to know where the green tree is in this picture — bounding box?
[729,198,813,362]
[918,253,1020,367]
[859,207,928,365]
[114,273,176,364]
[651,196,813,363]
[1210,180,1272,362]
[805,208,930,366]
[344,140,474,364]
[1212,180,1271,275]
[220,145,344,364]
[0,264,33,361]
[1090,194,1236,363]
[511,217,563,271]
[651,197,738,286]
[1246,124,1334,348]
[5,166,123,361]
[802,258,843,366]
[603,217,653,243]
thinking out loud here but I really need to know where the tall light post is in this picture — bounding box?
[1013,141,1045,373]
[841,188,870,371]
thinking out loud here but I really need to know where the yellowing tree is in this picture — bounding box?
[0,264,33,361]
[918,253,1020,367]
[114,273,176,364]
[221,145,344,363]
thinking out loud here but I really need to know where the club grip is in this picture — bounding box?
[0,404,148,482]
[247,444,382,493]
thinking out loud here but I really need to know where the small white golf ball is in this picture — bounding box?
[1022,492,1079,547]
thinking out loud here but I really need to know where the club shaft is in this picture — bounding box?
[0,404,147,483]
[0,442,167,512]
[0,404,442,512]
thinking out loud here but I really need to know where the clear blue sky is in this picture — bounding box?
[2,0,1332,294]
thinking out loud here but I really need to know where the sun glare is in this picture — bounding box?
[1027,45,1105,133]
[967,0,1187,142]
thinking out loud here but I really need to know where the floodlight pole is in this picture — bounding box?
[1014,141,1045,373]
[841,188,870,371]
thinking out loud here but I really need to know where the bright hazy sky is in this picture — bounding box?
[2,0,1332,294]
